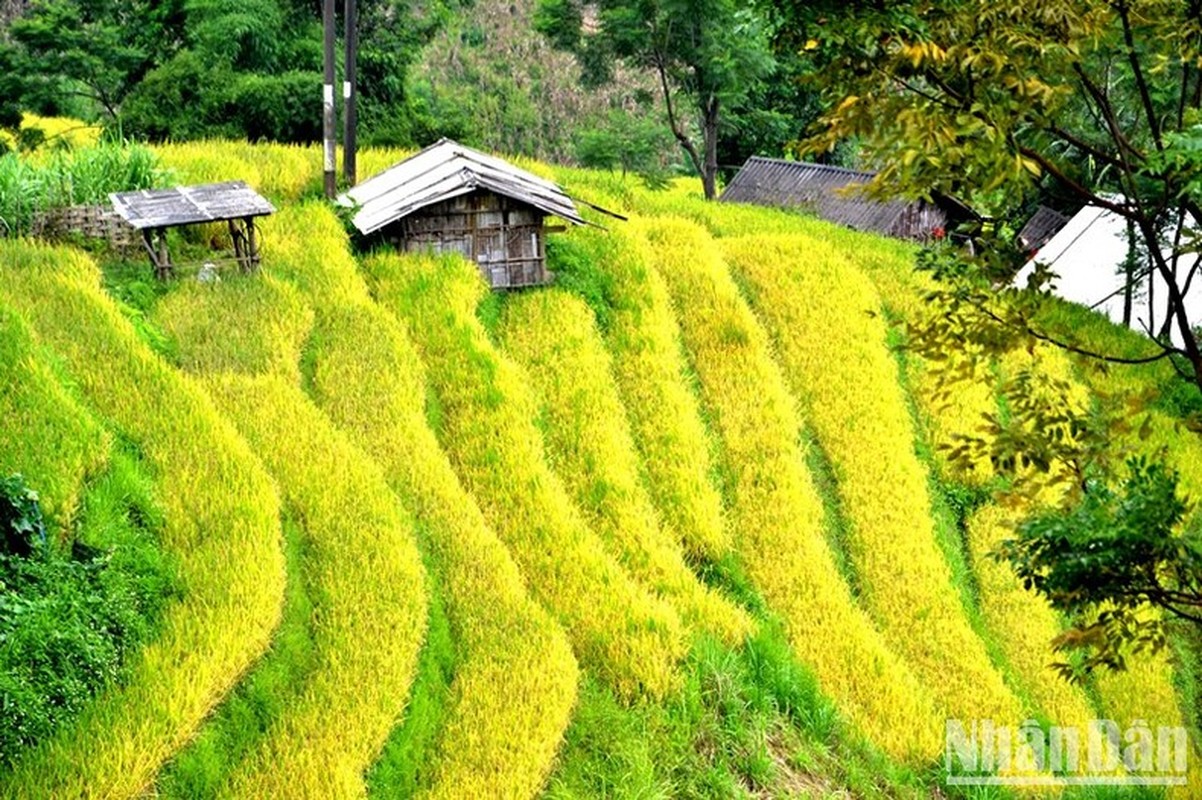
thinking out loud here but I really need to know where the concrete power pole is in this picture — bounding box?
[322,0,337,198]
[343,0,358,186]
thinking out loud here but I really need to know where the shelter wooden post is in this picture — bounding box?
[246,217,260,271]
[227,218,246,270]
[140,227,173,280]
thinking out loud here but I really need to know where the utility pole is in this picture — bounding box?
[343,0,358,186]
[322,0,337,198]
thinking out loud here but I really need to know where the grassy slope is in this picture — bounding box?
[3,139,1201,797]
[0,241,285,798]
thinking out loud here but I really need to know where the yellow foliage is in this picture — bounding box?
[0,241,284,798]
[498,288,752,645]
[369,251,687,699]
[0,305,111,529]
[638,217,941,760]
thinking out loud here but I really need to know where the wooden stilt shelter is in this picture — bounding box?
[109,181,276,279]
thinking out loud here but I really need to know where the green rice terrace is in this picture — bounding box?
[2,132,1201,799]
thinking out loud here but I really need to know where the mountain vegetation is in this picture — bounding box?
[4,0,1202,795]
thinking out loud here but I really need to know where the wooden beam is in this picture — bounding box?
[156,229,172,280]
[247,217,260,271]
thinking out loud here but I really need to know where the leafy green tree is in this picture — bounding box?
[536,0,774,199]
[788,0,1202,392]
[1001,457,1202,678]
[0,44,26,146]
[9,0,184,119]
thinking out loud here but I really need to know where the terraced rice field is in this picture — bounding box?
[2,140,1199,798]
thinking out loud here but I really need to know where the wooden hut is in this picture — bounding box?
[720,156,975,242]
[339,139,590,290]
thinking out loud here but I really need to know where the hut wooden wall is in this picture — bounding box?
[389,190,550,289]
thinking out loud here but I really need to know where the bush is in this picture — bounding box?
[0,474,47,557]
[0,466,178,766]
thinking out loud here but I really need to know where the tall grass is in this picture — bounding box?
[369,250,687,699]
[0,142,163,237]
[498,288,752,645]
[635,217,941,760]
[261,203,579,798]
[0,240,285,798]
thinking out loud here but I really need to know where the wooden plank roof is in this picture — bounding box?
[109,181,275,230]
[338,138,588,235]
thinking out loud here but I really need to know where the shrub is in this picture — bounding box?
[0,474,46,557]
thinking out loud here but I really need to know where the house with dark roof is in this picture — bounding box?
[720,156,974,241]
[339,138,597,290]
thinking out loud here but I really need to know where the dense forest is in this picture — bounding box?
[0,0,819,184]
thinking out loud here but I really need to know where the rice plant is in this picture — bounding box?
[637,217,942,761]
[0,240,285,798]
[720,231,1022,729]
[368,250,687,700]
[252,202,580,798]
[498,288,752,645]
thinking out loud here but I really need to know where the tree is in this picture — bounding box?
[1002,457,1202,678]
[778,0,1202,675]
[785,0,1202,394]
[536,0,774,199]
[9,0,184,119]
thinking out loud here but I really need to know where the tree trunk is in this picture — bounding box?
[701,95,720,201]
[1123,219,1136,327]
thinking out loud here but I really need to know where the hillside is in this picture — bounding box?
[1,140,1199,798]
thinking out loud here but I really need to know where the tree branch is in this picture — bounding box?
[973,296,1181,364]
[1115,0,1164,152]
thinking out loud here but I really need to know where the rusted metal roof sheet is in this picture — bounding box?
[720,156,972,240]
[1017,205,1070,253]
[109,181,275,230]
[340,138,588,235]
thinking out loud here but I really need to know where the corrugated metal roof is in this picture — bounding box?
[1017,205,1070,252]
[719,156,933,237]
[340,138,587,235]
[109,181,275,230]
